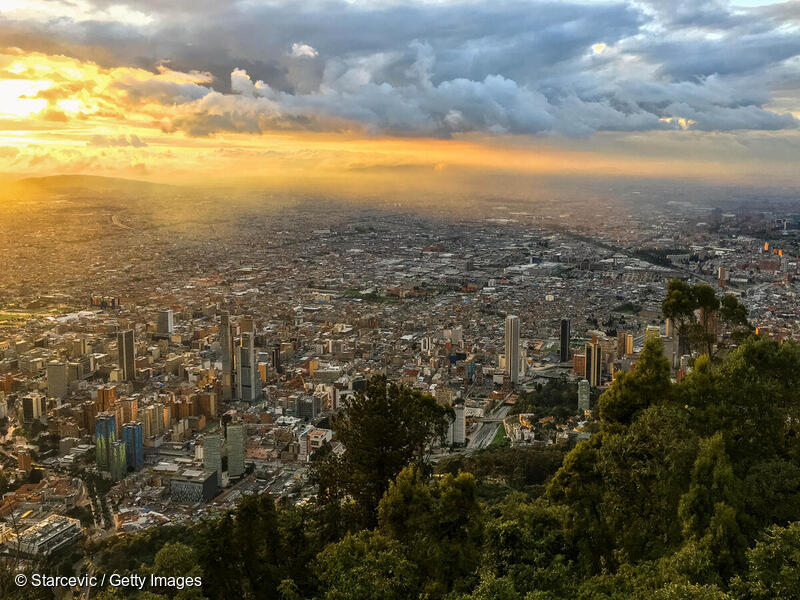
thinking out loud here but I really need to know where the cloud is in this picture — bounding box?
[88,134,147,147]
[0,0,798,139]
[290,43,318,58]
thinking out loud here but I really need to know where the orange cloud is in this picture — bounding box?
[0,48,796,187]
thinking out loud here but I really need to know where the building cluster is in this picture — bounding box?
[2,188,800,550]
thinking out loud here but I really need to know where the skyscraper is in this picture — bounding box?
[219,315,235,402]
[578,379,591,412]
[203,433,223,487]
[617,331,627,356]
[22,394,44,423]
[453,405,466,445]
[122,421,143,470]
[117,329,135,382]
[46,361,69,399]
[237,332,260,402]
[96,385,116,412]
[110,440,127,481]
[95,412,116,470]
[559,319,571,363]
[227,422,245,479]
[271,344,282,375]
[157,309,174,335]
[586,341,603,387]
[505,315,520,384]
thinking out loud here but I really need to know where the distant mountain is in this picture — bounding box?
[16,174,172,192]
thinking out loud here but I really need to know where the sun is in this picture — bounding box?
[0,79,52,118]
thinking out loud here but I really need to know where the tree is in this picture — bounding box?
[194,513,242,600]
[597,335,672,426]
[679,435,740,540]
[313,531,419,600]
[143,543,204,600]
[675,434,746,584]
[719,295,748,329]
[378,465,483,597]
[730,521,800,600]
[318,374,452,526]
[455,572,522,600]
[662,279,696,355]
[232,493,283,599]
[546,436,611,573]
[482,495,577,598]
[717,338,800,466]
[694,284,720,357]
[598,405,698,563]
[742,459,800,531]
[652,583,730,599]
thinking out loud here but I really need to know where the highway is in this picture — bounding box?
[466,403,511,454]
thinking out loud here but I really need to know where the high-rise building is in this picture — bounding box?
[227,423,245,479]
[70,338,88,359]
[617,331,635,356]
[110,440,127,481]
[46,361,69,399]
[505,315,520,384]
[203,433,223,487]
[559,319,571,362]
[96,385,117,412]
[194,391,217,418]
[239,316,255,334]
[22,394,45,423]
[453,404,466,445]
[117,329,135,382]
[219,315,235,402]
[144,404,161,436]
[17,450,32,474]
[122,421,143,470]
[119,397,138,423]
[617,331,627,356]
[578,379,591,412]
[586,342,603,387]
[237,332,260,402]
[95,412,116,470]
[157,309,174,335]
[271,345,282,375]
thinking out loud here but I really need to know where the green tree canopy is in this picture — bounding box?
[319,374,452,526]
[597,335,672,426]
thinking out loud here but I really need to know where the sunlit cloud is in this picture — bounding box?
[0,0,796,185]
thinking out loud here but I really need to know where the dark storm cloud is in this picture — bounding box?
[2,0,799,137]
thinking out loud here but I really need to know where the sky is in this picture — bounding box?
[0,0,798,186]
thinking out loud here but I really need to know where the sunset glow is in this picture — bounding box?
[0,1,798,186]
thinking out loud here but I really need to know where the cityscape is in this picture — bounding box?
[1,0,800,599]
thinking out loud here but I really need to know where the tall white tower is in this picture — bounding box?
[237,332,260,403]
[505,315,520,384]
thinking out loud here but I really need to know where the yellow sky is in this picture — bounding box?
[0,48,795,186]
